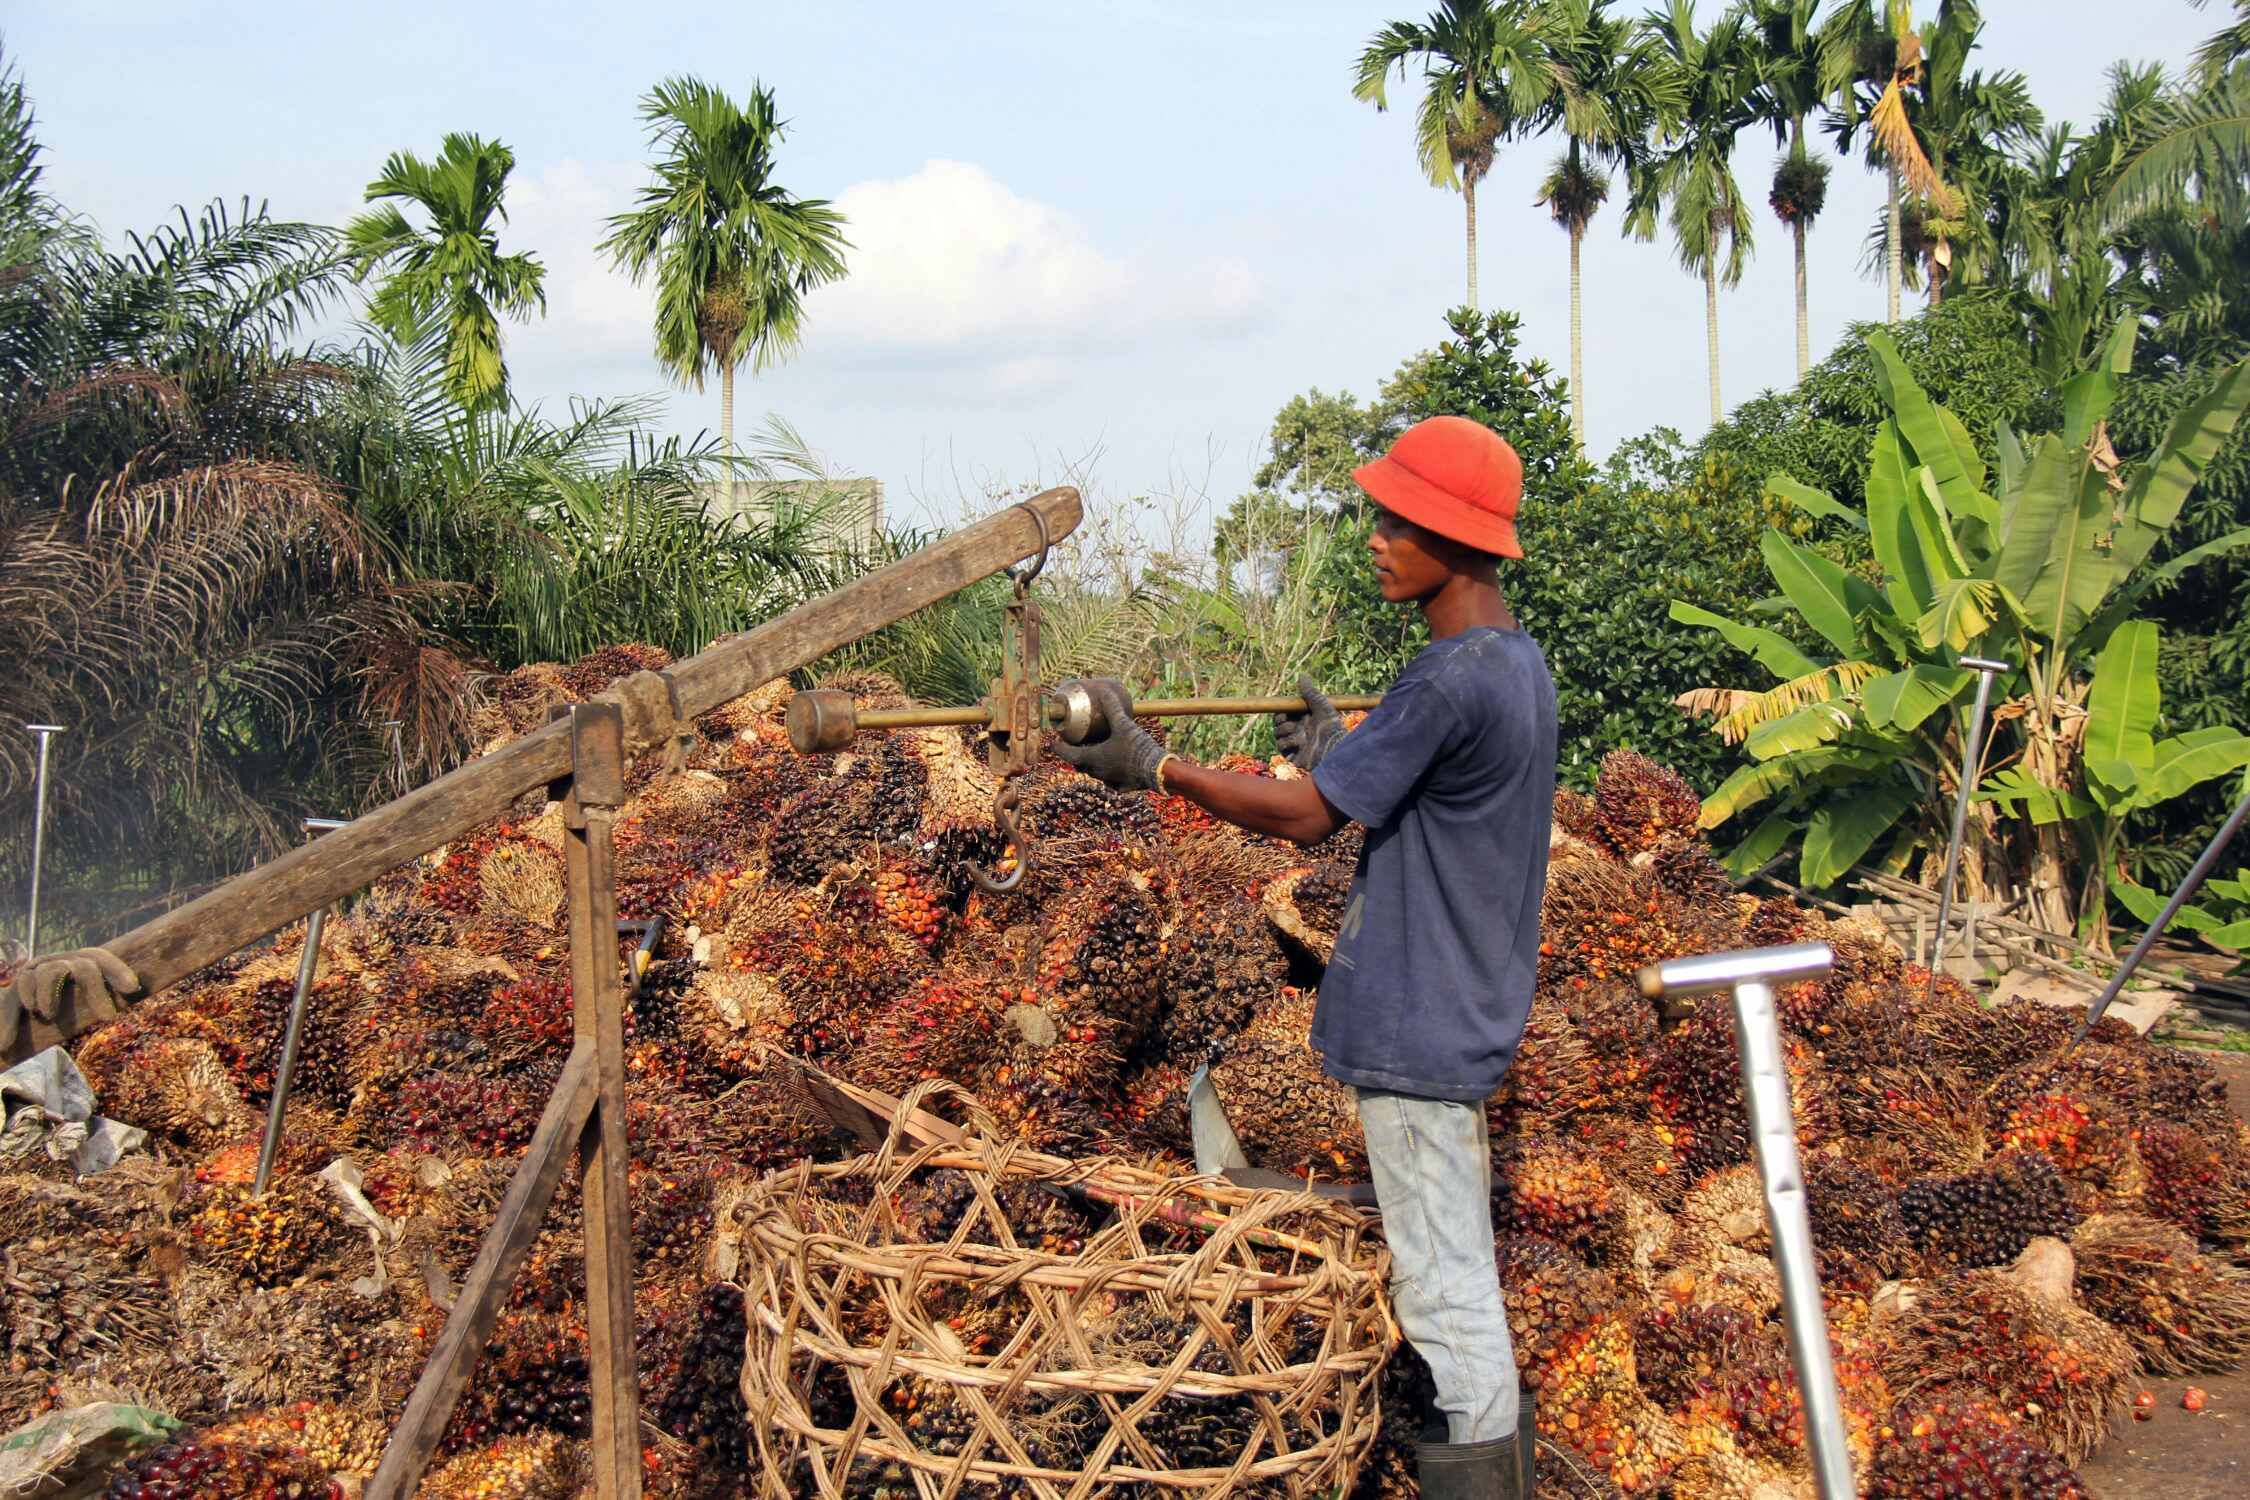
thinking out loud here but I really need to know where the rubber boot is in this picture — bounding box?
[1417,1436,1521,1500]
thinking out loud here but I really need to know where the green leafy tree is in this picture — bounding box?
[602,78,850,465]
[1748,0,1834,380]
[1538,0,1681,444]
[1353,0,1566,311]
[344,133,546,414]
[1677,323,2250,947]
[1634,0,1763,425]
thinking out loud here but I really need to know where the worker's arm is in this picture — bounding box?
[1157,758,1349,847]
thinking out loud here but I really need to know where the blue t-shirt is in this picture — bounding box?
[1308,626,1557,1102]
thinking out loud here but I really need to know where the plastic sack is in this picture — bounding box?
[0,1047,148,1177]
[0,1403,177,1499]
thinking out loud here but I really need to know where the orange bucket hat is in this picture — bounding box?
[1351,415,1524,559]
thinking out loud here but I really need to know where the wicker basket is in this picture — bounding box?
[725,1082,1395,1497]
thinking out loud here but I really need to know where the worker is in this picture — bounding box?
[1053,413,1556,1499]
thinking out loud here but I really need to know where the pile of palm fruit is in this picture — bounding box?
[5,642,2250,1498]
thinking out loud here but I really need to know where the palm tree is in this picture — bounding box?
[1818,0,1946,324]
[1537,0,1680,444]
[1354,0,1565,311]
[601,78,849,471]
[1635,0,1762,426]
[344,133,546,414]
[1749,0,1832,379]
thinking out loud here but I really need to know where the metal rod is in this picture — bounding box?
[2073,785,2250,1045]
[23,724,62,956]
[1732,976,1855,1500]
[253,817,350,1197]
[847,693,1384,733]
[254,904,325,1197]
[1927,657,2008,1001]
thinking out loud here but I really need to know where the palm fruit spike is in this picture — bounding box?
[1633,1302,1769,1410]
[1645,1011,1837,1182]
[1488,995,1601,1133]
[1149,898,1288,1068]
[201,1404,387,1481]
[1865,1389,2092,1499]
[2138,1118,2250,1244]
[1497,1233,1632,1397]
[1879,1252,2134,1466]
[1990,1083,2141,1211]
[2069,1212,2250,1376]
[1539,855,1726,994]
[1038,869,1169,1045]
[189,1176,348,1289]
[102,1436,342,1499]
[419,1432,584,1500]
[1593,749,1703,857]
[1554,981,1660,1118]
[1898,1150,2081,1272]
[1551,786,1606,849]
[851,974,1004,1095]
[1920,995,2073,1081]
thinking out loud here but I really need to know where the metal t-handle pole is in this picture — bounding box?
[1642,943,1852,1500]
[254,817,350,1196]
[2072,785,2250,1046]
[1927,657,2009,998]
[24,724,64,956]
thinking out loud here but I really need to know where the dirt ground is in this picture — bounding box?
[2072,1050,2250,1498]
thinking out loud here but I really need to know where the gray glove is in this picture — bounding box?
[1051,679,1167,792]
[5,947,140,1052]
[1274,675,1346,772]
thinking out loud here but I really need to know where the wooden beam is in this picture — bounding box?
[565,705,641,1500]
[14,488,1081,1059]
[365,1046,596,1499]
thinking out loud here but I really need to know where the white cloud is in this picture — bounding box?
[503,159,654,363]
[807,159,1261,352]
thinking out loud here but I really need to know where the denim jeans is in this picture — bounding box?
[1355,1088,1519,1443]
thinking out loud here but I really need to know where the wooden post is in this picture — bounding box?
[563,703,641,1499]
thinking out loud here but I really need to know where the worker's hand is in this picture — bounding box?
[4,947,140,1052]
[1051,679,1168,792]
[1274,675,1347,772]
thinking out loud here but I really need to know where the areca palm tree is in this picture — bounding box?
[1537,0,1680,444]
[1634,0,1762,426]
[601,78,849,467]
[1749,0,1832,379]
[1354,0,1566,311]
[1818,0,1946,324]
[344,133,545,414]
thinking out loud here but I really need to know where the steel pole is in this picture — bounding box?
[253,818,350,1196]
[2073,785,2250,1045]
[1927,658,2008,1000]
[23,724,63,956]
[1641,943,1853,1500]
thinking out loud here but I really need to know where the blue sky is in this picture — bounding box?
[8,1,2222,534]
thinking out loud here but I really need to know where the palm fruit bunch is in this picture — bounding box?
[476,975,576,1059]
[2137,1118,2250,1243]
[1488,996,1601,1132]
[390,1073,543,1156]
[201,1404,387,1481]
[630,1167,717,1276]
[420,1432,584,1500]
[1642,835,1735,911]
[1592,749,1704,858]
[558,640,672,698]
[229,974,362,1110]
[1988,1083,2139,1210]
[1643,1011,1835,1182]
[1206,991,1367,1177]
[1497,1234,1633,1399]
[101,1435,342,1499]
[418,824,540,916]
[1898,1151,2080,1271]
[1147,900,1287,1067]
[850,973,1004,1094]
[2068,1212,2250,1375]
[1552,981,1660,1118]
[1879,1252,2134,1465]
[1538,853,1723,996]
[765,735,927,888]
[860,856,948,948]
[1865,1390,2091,1499]
[1803,1155,1912,1294]
[1837,1063,1987,1178]
[652,1282,751,1472]
[1288,860,1354,934]
[188,1176,347,1289]
[1922,996,2075,1083]
[1036,869,1170,1045]
[442,1312,594,1453]
[1496,1134,1615,1253]
[1029,775,1162,844]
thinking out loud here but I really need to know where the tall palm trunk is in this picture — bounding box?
[1568,221,1585,447]
[721,359,737,497]
[1791,118,1810,381]
[1705,210,1723,426]
[1886,159,1902,325]
[1464,178,1479,310]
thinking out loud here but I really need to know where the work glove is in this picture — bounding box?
[1051,679,1168,792]
[1274,675,1347,772]
[4,947,140,1053]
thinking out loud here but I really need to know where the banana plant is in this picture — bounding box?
[1672,318,2250,946]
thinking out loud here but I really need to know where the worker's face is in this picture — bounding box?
[1367,508,1455,604]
